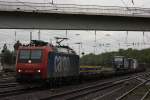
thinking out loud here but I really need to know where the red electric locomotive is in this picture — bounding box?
[16,40,79,82]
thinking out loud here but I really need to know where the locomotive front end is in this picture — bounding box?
[16,48,46,80]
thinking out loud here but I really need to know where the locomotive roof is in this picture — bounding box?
[19,45,76,55]
[55,46,76,54]
[18,40,77,55]
[19,46,47,49]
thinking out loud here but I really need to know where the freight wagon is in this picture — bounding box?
[112,56,140,72]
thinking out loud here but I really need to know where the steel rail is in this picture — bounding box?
[93,87,124,100]
[0,82,19,88]
[93,72,150,100]
[116,79,150,100]
[141,89,150,100]
[66,77,140,100]
[42,73,147,100]
[0,83,43,98]
[0,72,147,99]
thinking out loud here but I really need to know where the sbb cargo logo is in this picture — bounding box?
[54,56,70,72]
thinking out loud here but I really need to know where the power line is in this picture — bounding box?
[120,0,129,9]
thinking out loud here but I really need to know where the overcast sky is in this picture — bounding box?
[0,0,150,55]
[0,29,150,55]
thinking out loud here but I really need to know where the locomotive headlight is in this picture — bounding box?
[37,70,41,73]
[18,69,22,72]
[28,60,32,64]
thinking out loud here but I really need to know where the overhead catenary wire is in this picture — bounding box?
[120,0,129,10]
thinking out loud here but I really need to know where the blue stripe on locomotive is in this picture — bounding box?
[47,52,79,78]
[48,53,55,77]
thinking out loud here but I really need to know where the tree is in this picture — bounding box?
[80,48,150,67]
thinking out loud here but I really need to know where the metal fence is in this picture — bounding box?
[0,1,150,17]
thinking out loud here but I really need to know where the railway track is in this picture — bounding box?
[0,83,45,98]
[0,72,149,100]
[90,72,150,100]
[40,72,149,100]
[0,82,19,88]
[116,79,150,100]
[0,72,16,83]
[0,71,15,77]
[140,89,150,100]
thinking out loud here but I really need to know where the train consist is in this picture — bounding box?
[16,40,145,84]
[80,56,145,77]
[112,56,144,73]
[16,40,79,82]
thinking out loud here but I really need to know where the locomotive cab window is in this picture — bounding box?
[18,49,42,63]
[114,57,123,62]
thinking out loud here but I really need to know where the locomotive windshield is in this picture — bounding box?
[18,49,42,63]
[114,57,123,62]
[31,50,42,59]
[113,57,124,65]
